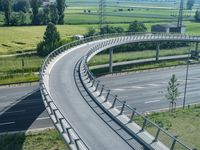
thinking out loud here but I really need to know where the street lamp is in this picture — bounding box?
[183,59,190,109]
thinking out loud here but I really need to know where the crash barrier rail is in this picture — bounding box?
[40,32,200,150]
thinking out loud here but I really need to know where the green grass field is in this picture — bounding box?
[0,55,43,85]
[0,129,68,150]
[0,21,200,55]
[90,60,188,76]
[0,25,91,54]
[134,105,200,149]
[88,47,190,66]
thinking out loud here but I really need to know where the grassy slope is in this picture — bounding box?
[134,105,200,149]
[0,129,68,150]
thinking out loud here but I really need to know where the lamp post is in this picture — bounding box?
[183,59,190,109]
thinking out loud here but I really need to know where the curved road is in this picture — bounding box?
[42,34,200,149]
[48,42,137,149]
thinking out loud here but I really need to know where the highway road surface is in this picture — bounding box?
[0,84,53,134]
[0,64,199,134]
[99,64,200,113]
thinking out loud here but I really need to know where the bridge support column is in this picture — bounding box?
[195,42,199,51]
[109,48,113,73]
[156,43,160,62]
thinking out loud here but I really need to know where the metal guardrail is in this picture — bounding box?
[40,32,200,150]
[80,34,200,150]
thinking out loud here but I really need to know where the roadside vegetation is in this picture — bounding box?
[0,129,68,150]
[90,60,190,76]
[0,55,42,85]
[134,105,200,149]
[88,47,190,66]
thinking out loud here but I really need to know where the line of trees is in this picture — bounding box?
[0,0,66,26]
[195,10,200,22]
[30,0,65,25]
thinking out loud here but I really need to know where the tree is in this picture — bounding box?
[37,22,60,56]
[56,0,65,24]
[30,0,40,25]
[0,0,3,11]
[187,0,195,10]
[166,74,180,112]
[194,10,200,22]
[3,0,11,25]
[10,11,26,25]
[13,0,29,13]
[42,6,50,25]
[100,25,124,34]
[128,20,147,32]
[84,27,96,37]
[50,4,58,24]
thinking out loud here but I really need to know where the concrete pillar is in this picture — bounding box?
[195,42,199,51]
[156,43,160,62]
[109,48,113,73]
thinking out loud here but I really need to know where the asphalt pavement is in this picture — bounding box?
[0,83,53,134]
[99,64,200,113]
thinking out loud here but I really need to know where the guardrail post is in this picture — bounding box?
[104,90,111,102]
[141,118,147,131]
[66,127,72,144]
[59,118,65,133]
[119,101,126,115]
[153,128,161,142]
[170,136,178,150]
[74,139,80,150]
[95,81,100,91]
[111,95,118,108]
[91,79,95,87]
[52,109,58,124]
[99,85,104,96]
[129,108,136,123]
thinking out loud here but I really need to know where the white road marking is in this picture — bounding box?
[36,117,50,121]
[145,100,160,104]
[0,121,15,126]
[161,81,168,84]
[112,89,125,91]
[130,86,144,89]
[119,96,128,99]
[147,84,160,87]
[5,110,25,114]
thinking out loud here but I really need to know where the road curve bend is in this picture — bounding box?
[40,33,200,150]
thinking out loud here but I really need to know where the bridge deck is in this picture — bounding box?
[46,42,142,149]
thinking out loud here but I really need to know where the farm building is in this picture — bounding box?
[151,24,186,33]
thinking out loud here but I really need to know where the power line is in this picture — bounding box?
[99,0,106,30]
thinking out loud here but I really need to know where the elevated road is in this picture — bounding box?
[48,43,139,149]
[41,33,200,150]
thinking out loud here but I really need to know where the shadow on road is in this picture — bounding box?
[0,90,45,150]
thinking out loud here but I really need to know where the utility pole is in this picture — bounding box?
[99,0,106,32]
[183,50,190,109]
[177,0,184,28]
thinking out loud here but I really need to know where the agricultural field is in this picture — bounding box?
[0,55,43,85]
[0,25,91,54]
[0,21,200,55]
